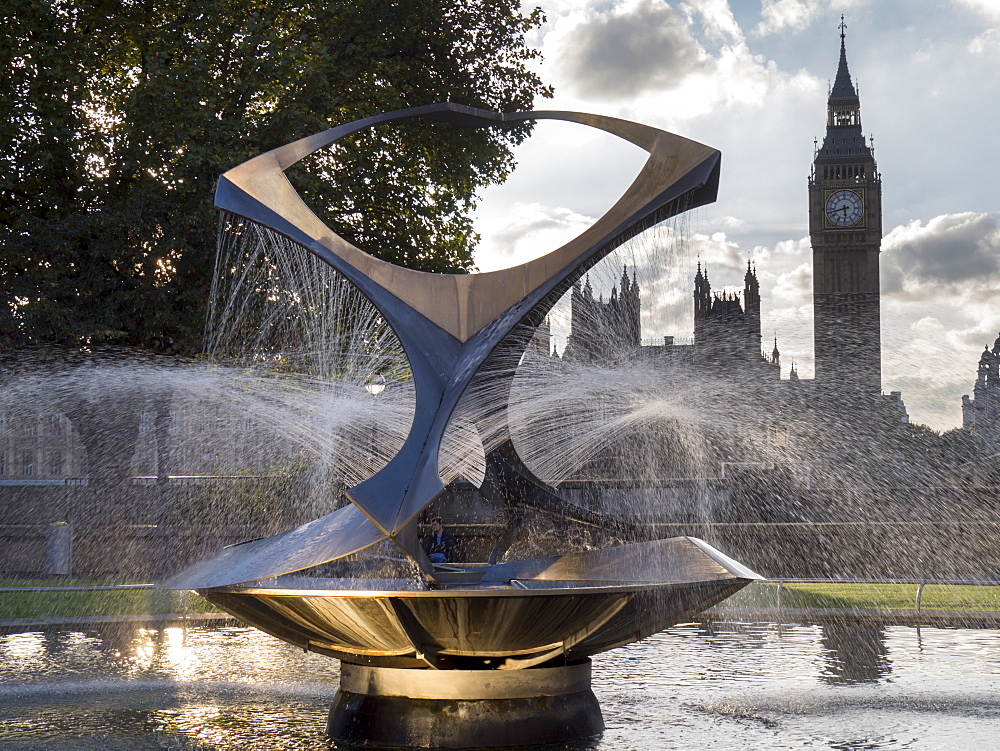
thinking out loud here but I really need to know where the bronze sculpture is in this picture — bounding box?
[165,104,759,748]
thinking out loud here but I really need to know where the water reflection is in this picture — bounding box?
[819,622,891,685]
[2,620,999,750]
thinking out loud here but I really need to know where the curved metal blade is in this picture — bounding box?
[482,536,764,584]
[160,503,385,590]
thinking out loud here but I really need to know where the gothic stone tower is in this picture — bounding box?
[693,261,765,363]
[809,20,883,397]
[563,267,640,362]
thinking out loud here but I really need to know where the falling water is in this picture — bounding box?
[2,198,992,579]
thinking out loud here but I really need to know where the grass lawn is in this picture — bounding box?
[0,579,220,620]
[6,579,1000,620]
[723,580,1000,613]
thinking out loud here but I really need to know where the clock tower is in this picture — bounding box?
[809,20,882,397]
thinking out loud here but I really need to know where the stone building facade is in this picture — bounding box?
[962,334,1000,454]
[0,411,86,485]
[562,266,640,362]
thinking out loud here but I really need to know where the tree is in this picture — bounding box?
[0,0,551,352]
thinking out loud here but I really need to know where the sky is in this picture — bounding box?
[470,0,1000,432]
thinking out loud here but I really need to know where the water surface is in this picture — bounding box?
[1,620,998,750]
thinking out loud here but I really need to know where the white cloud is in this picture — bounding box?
[969,27,1000,54]
[681,0,744,44]
[755,0,863,36]
[714,215,747,230]
[556,0,711,101]
[687,231,746,277]
[877,213,1000,428]
[471,120,648,271]
[475,203,595,272]
[954,0,1000,22]
[537,0,822,126]
[881,212,1000,301]
[771,260,812,302]
[756,0,820,34]
[769,236,812,259]
[881,313,983,430]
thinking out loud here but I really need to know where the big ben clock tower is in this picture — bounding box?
[809,19,882,398]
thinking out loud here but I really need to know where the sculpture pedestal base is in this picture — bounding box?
[328,659,603,748]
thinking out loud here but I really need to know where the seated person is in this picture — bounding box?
[422,517,454,564]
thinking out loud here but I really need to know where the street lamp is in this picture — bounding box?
[363,374,386,475]
[364,374,386,397]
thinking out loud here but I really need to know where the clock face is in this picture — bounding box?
[825,189,864,227]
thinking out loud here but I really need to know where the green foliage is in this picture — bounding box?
[0,0,551,352]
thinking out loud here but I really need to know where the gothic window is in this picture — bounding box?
[22,451,34,476]
[49,450,63,476]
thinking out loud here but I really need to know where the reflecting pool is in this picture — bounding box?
[1,620,999,750]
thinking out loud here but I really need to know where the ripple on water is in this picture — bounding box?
[2,620,1000,750]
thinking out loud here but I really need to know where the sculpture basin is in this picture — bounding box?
[198,536,762,669]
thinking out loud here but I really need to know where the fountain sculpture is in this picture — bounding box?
[164,103,762,748]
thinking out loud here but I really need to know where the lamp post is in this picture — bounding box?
[363,374,386,476]
[364,374,386,397]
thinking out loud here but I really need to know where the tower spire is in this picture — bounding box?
[829,17,858,109]
[817,16,868,154]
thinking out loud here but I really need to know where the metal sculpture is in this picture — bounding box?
[164,103,758,748]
